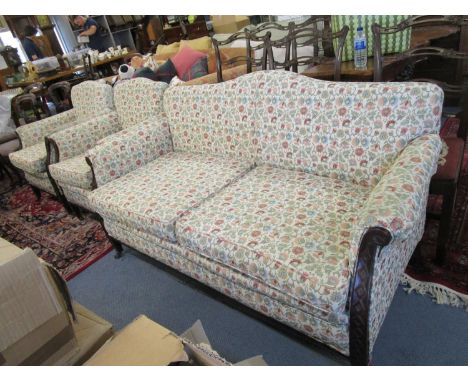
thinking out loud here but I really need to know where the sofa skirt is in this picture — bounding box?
[25,172,55,194]
[104,220,351,356]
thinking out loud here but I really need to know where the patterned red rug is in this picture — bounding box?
[403,117,468,310]
[0,185,112,280]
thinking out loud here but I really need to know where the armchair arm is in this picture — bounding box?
[46,111,121,164]
[16,109,77,148]
[357,134,442,241]
[347,134,442,365]
[86,117,173,188]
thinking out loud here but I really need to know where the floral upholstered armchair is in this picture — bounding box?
[47,78,169,211]
[8,81,114,197]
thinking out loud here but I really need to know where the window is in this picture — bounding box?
[0,30,28,63]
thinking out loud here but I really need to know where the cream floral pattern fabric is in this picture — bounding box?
[114,78,167,128]
[49,155,93,190]
[9,143,47,174]
[105,220,350,355]
[164,76,257,162]
[48,112,121,162]
[24,172,55,194]
[357,134,442,240]
[90,151,254,242]
[252,71,443,187]
[87,118,173,187]
[15,110,78,148]
[60,184,94,211]
[176,165,371,319]
[70,80,114,120]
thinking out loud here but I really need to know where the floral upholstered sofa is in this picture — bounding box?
[47,78,168,211]
[9,81,115,196]
[84,71,443,364]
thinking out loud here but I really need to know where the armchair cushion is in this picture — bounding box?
[89,151,253,242]
[86,118,173,187]
[9,142,47,174]
[48,155,93,190]
[175,165,372,320]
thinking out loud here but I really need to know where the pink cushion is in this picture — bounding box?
[171,46,207,78]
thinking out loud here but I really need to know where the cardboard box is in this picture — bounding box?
[211,16,250,34]
[0,238,113,365]
[0,241,78,365]
[85,315,267,366]
[61,302,114,365]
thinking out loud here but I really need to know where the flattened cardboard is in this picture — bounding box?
[84,315,187,366]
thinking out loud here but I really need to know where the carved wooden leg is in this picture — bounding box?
[30,185,41,201]
[93,213,124,259]
[111,238,124,259]
[349,227,392,366]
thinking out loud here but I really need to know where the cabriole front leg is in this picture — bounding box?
[349,227,392,366]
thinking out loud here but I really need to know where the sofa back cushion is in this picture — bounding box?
[71,81,114,120]
[163,76,257,162]
[251,71,443,187]
[113,78,168,128]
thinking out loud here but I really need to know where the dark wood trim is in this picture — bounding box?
[85,156,98,190]
[349,227,392,366]
[44,136,73,213]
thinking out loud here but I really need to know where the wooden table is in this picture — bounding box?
[302,25,460,81]
[6,52,135,89]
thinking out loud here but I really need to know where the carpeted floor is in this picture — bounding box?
[68,246,468,366]
[0,184,112,280]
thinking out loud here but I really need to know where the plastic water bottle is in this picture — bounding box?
[354,26,367,70]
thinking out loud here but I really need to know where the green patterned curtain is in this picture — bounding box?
[331,15,412,61]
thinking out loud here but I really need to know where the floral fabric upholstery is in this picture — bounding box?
[163,75,257,162]
[15,110,78,148]
[176,165,371,321]
[60,184,94,211]
[89,151,254,242]
[104,220,350,355]
[24,172,55,194]
[70,80,114,121]
[9,143,47,174]
[48,112,121,162]
[49,155,93,190]
[357,134,442,240]
[113,78,168,128]
[251,71,443,187]
[86,118,173,187]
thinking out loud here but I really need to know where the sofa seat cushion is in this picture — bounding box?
[432,137,464,182]
[9,143,47,174]
[90,151,253,242]
[176,165,372,317]
[49,155,93,190]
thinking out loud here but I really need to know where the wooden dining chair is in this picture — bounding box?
[12,93,44,125]
[372,16,468,265]
[47,81,72,114]
[211,29,272,83]
[261,20,349,80]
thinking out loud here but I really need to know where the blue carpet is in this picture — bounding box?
[68,247,468,365]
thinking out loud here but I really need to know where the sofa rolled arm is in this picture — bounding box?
[46,111,121,165]
[357,134,442,241]
[16,109,77,148]
[86,116,173,188]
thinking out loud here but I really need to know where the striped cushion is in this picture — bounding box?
[331,15,411,61]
